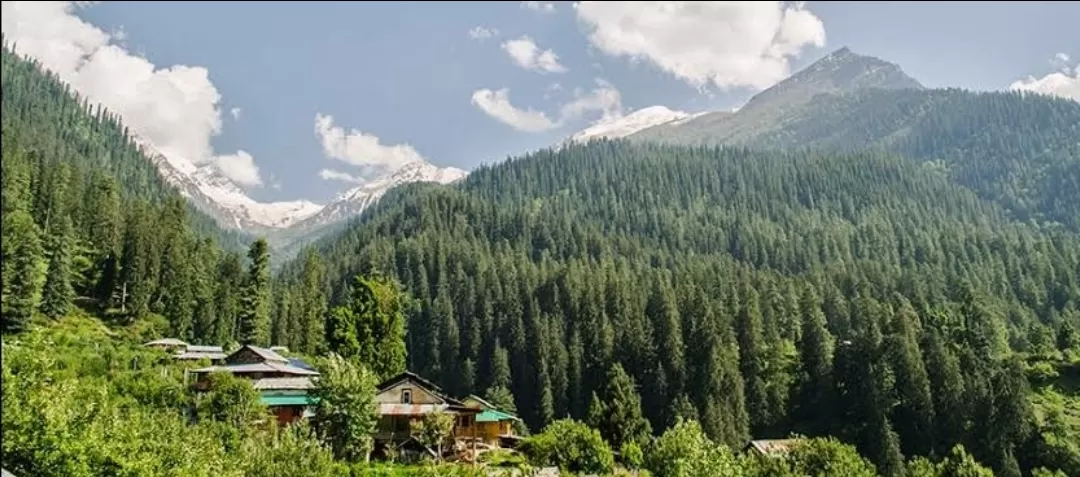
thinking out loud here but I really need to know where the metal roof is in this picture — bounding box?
[252,377,315,391]
[262,394,319,407]
[191,362,320,376]
[174,352,228,361]
[379,403,449,416]
[242,345,289,363]
[476,409,521,423]
[145,338,189,347]
[186,345,224,353]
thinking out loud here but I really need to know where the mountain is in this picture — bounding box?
[630,46,925,145]
[138,138,323,231]
[627,47,1080,231]
[293,161,468,231]
[278,139,1080,474]
[563,106,705,144]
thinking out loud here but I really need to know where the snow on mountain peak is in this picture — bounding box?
[567,105,695,143]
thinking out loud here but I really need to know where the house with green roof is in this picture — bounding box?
[461,395,522,447]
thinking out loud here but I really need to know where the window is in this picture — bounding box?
[402,389,412,404]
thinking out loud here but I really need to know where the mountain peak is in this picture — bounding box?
[739,47,923,114]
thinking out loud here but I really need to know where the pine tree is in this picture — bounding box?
[238,238,271,345]
[2,210,44,333]
[587,363,653,449]
[40,215,75,319]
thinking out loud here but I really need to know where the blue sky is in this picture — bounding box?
[3,1,1078,203]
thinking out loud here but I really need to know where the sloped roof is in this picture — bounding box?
[476,409,521,423]
[186,344,224,353]
[288,358,316,371]
[145,338,188,347]
[464,395,496,409]
[174,351,228,361]
[191,362,320,376]
[746,439,803,456]
[239,345,289,363]
[252,377,315,391]
[376,370,465,405]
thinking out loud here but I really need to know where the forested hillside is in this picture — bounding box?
[633,86,1080,231]
[1,41,258,343]
[280,140,1080,475]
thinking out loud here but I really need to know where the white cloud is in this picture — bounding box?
[560,79,622,121]
[502,36,567,74]
[471,89,557,132]
[318,169,366,184]
[574,1,826,91]
[1009,53,1080,102]
[0,1,266,186]
[522,1,556,13]
[215,151,262,187]
[471,79,622,132]
[468,26,500,40]
[230,107,242,120]
[314,113,426,174]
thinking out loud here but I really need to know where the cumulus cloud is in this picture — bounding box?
[0,1,266,187]
[574,1,826,91]
[313,113,427,182]
[471,79,622,132]
[468,26,500,40]
[522,1,556,13]
[318,169,366,184]
[1009,53,1080,102]
[502,35,567,74]
[230,107,242,120]
[216,151,262,187]
[471,89,557,132]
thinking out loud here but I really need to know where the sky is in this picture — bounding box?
[2,1,1078,204]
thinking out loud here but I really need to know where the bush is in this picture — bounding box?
[646,419,745,477]
[520,418,614,474]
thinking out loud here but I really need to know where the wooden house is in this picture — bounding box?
[461,395,522,447]
[190,345,320,425]
[373,371,481,447]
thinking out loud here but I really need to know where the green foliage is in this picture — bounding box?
[752,437,879,477]
[587,363,652,449]
[411,411,456,460]
[0,314,334,477]
[619,441,644,469]
[326,274,408,379]
[520,418,615,474]
[311,353,380,462]
[239,238,272,345]
[2,42,253,344]
[646,419,746,477]
[1,209,44,332]
[196,372,268,429]
[906,445,994,477]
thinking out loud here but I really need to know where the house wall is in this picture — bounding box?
[376,380,442,404]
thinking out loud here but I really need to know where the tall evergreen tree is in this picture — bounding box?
[238,238,271,345]
[2,210,43,333]
[40,215,75,319]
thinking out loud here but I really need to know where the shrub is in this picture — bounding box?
[520,418,614,474]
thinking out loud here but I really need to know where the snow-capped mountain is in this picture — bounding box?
[292,160,468,230]
[136,139,323,230]
[135,136,465,235]
[565,106,706,144]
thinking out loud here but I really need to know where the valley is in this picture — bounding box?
[2,8,1079,477]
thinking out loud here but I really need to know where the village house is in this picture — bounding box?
[373,371,483,450]
[461,395,523,448]
[145,338,228,364]
[190,344,320,425]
